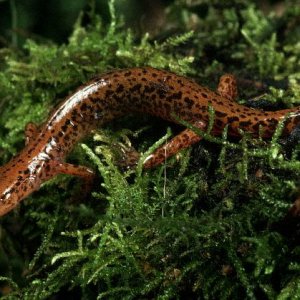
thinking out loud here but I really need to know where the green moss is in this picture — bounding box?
[0,0,299,299]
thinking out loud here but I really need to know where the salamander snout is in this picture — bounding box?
[0,174,23,216]
[0,160,40,216]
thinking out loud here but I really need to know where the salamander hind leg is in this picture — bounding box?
[217,74,238,101]
[143,121,206,169]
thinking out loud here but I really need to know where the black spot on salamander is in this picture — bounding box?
[227,116,239,123]
[184,97,194,109]
[116,84,124,93]
[27,148,34,154]
[71,114,77,122]
[130,84,142,93]
[151,94,156,100]
[72,109,78,116]
[259,121,267,126]
[80,103,88,111]
[90,97,98,103]
[72,122,79,131]
[252,123,260,131]
[144,85,155,94]
[113,94,122,102]
[267,118,279,127]
[215,111,228,118]
[105,90,114,98]
[239,121,252,127]
[158,89,166,99]
[64,135,70,141]
[215,119,223,127]
[177,79,184,86]
[171,91,183,100]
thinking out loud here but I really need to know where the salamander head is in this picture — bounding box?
[0,153,44,216]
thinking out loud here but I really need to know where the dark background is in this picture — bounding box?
[0,0,172,46]
[0,0,286,47]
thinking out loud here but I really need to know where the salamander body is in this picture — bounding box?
[1,67,300,216]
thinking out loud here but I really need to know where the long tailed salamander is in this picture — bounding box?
[1,67,300,216]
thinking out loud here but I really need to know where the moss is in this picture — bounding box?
[0,0,299,299]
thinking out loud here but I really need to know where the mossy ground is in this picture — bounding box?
[0,1,299,299]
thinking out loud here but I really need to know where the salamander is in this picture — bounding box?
[1,67,300,217]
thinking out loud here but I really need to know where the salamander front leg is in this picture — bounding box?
[52,162,95,198]
[143,121,206,169]
[25,122,39,145]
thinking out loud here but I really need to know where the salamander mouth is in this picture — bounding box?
[0,175,28,202]
[0,186,14,203]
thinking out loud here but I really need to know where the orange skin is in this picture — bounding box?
[0,67,300,217]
